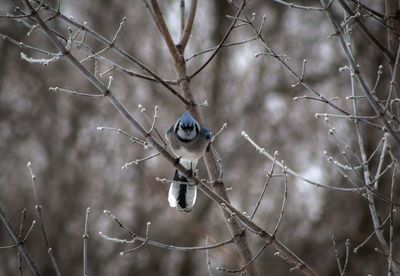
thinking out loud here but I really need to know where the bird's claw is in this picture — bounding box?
[187,168,193,178]
[174,156,181,166]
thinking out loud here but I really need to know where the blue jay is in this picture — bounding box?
[166,111,211,212]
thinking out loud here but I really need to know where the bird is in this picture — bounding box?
[165,111,211,212]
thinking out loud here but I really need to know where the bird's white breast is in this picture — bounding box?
[172,145,202,161]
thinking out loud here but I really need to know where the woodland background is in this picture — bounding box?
[0,0,396,275]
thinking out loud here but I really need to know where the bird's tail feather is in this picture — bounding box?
[168,170,197,212]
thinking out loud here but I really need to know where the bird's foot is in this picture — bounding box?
[174,156,181,166]
[187,168,193,178]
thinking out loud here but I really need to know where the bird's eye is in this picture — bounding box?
[180,122,194,131]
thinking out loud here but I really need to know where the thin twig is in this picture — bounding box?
[186,36,257,61]
[178,0,197,49]
[374,133,389,190]
[190,0,246,78]
[49,87,103,98]
[272,0,324,11]
[205,237,213,276]
[147,105,159,134]
[0,33,57,56]
[120,222,151,255]
[0,204,41,276]
[111,17,127,44]
[17,208,27,276]
[291,59,307,87]
[96,127,148,147]
[100,211,234,252]
[26,161,62,276]
[83,207,90,276]
[20,51,61,65]
[121,153,160,170]
[217,242,269,274]
[138,104,167,146]
[388,165,397,275]
[272,163,288,237]
[250,153,277,220]
[22,220,36,242]
[241,131,358,192]
[343,239,350,275]
[211,123,227,143]
[331,236,343,275]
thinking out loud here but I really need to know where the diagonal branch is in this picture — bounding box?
[147,0,180,61]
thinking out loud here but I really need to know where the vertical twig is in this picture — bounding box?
[385,0,400,118]
[17,209,27,276]
[205,237,213,276]
[332,237,350,275]
[345,1,389,248]
[332,236,344,275]
[178,0,197,49]
[26,162,62,276]
[180,0,185,34]
[83,207,90,276]
[343,239,350,275]
[385,0,400,61]
[388,165,397,275]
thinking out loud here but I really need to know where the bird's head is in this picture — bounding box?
[175,112,200,141]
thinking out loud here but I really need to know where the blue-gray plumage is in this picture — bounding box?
[166,111,211,212]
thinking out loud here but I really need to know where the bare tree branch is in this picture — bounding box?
[100,210,234,252]
[320,0,400,147]
[178,0,197,50]
[26,162,62,276]
[337,0,393,61]
[147,0,181,61]
[83,207,90,276]
[0,204,41,276]
[190,0,246,79]
[242,131,358,192]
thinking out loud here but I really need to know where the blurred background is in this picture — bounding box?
[0,0,397,275]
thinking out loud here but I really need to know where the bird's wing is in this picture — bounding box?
[165,125,174,141]
[200,127,212,140]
